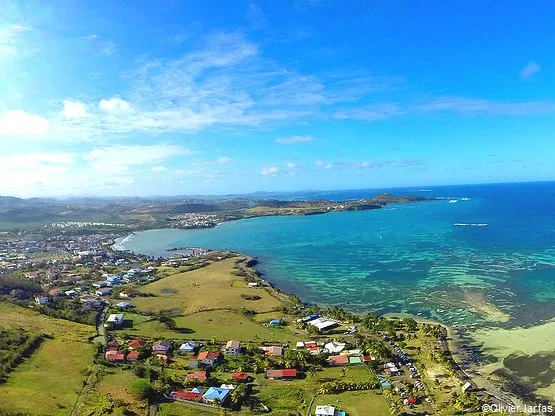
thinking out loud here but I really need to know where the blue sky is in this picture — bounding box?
[1,0,555,197]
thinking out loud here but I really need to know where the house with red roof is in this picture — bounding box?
[232,372,252,382]
[187,371,208,382]
[170,389,204,402]
[48,288,63,297]
[127,351,140,361]
[128,339,147,350]
[328,355,349,366]
[265,369,297,380]
[189,351,221,369]
[105,350,125,363]
[107,340,120,348]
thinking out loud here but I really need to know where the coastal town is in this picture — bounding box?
[0,227,504,416]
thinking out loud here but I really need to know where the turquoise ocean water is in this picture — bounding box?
[121,182,555,329]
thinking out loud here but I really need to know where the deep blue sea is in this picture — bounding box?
[121,182,555,328]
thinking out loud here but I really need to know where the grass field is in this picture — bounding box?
[253,364,387,416]
[130,258,284,315]
[95,368,147,415]
[314,391,391,416]
[121,258,303,343]
[120,309,300,343]
[0,303,96,415]
[158,402,231,416]
[0,302,95,339]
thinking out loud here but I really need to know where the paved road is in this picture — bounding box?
[96,305,109,346]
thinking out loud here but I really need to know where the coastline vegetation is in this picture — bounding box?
[0,245,495,416]
[82,255,484,415]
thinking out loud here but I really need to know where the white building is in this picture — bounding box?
[105,314,124,328]
[315,405,337,416]
[324,341,346,354]
[308,317,339,332]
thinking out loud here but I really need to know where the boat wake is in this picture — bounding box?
[454,223,488,227]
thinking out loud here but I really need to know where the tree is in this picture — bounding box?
[362,339,391,360]
[390,399,404,416]
[231,383,247,405]
[130,378,154,401]
[401,317,418,331]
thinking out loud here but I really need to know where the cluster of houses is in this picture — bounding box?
[20,248,156,316]
[92,267,157,290]
[34,291,108,312]
[165,213,222,229]
[105,338,147,363]
[293,340,375,366]
[0,232,134,274]
[169,383,240,406]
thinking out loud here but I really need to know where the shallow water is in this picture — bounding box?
[122,182,555,329]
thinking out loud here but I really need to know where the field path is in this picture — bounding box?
[69,305,109,415]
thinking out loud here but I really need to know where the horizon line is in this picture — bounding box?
[1,179,553,200]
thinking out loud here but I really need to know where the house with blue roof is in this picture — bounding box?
[202,387,230,406]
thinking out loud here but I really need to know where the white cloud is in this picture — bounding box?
[286,162,297,169]
[0,24,29,55]
[275,135,316,144]
[0,110,50,136]
[99,97,131,113]
[151,166,167,172]
[61,100,91,119]
[4,30,555,146]
[85,144,191,173]
[315,160,333,169]
[521,61,541,79]
[0,153,74,171]
[217,156,232,164]
[261,166,280,176]
[314,159,424,171]
[0,152,89,197]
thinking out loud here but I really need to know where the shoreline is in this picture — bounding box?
[113,233,524,408]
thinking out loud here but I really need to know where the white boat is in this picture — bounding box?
[449,199,458,203]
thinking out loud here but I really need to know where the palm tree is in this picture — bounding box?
[390,399,404,416]
[362,339,391,360]
[382,387,393,403]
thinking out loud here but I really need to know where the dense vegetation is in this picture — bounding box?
[0,275,42,298]
[0,328,43,382]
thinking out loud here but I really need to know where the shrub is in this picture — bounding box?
[130,378,154,401]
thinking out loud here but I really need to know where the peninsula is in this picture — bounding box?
[0,193,436,233]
